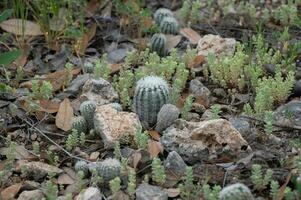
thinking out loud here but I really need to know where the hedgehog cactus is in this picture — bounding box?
[154,8,174,25]
[74,160,89,177]
[155,104,180,133]
[219,183,254,200]
[72,116,88,134]
[133,76,169,129]
[80,100,96,129]
[95,158,121,182]
[160,16,179,35]
[150,33,167,57]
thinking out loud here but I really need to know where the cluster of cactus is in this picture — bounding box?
[133,76,169,129]
[219,183,254,200]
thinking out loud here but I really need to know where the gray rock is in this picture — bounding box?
[161,119,251,163]
[17,190,44,200]
[155,104,180,133]
[229,117,251,137]
[65,74,90,95]
[108,48,127,63]
[136,183,168,200]
[21,181,41,191]
[76,187,102,200]
[108,102,123,111]
[164,151,187,178]
[273,100,301,127]
[80,78,118,106]
[189,79,211,108]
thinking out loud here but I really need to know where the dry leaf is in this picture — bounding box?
[1,183,22,200]
[166,35,182,50]
[165,188,180,198]
[132,151,142,170]
[147,140,163,158]
[39,99,60,113]
[187,54,205,69]
[57,173,75,185]
[148,130,160,141]
[75,23,96,55]
[55,98,74,131]
[101,1,112,17]
[180,28,201,44]
[111,63,122,74]
[85,0,101,17]
[90,152,100,161]
[0,19,42,36]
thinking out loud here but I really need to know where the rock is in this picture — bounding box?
[80,78,118,106]
[197,34,237,59]
[108,48,128,63]
[229,117,251,137]
[293,79,301,97]
[20,161,63,181]
[65,74,90,96]
[273,100,301,127]
[107,102,123,111]
[164,151,187,186]
[136,183,168,200]
[94,105,141,148]
[161,119,251,163]
[76,187,102,200]
[183,112,200,122]
[155,104,180,133]
[21,181,40,191]
[17,190,44,200]
[189,79,211,108]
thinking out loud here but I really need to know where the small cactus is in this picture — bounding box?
[160,16,179,35]
[219,183,254,200]
[150,33,167,57]
[133,76,169,129]
[83,61,94,73]
[74,160,89,177]
[109,102,123,112]
[155,104,179,133]
[154,8,174,25]
[95,158,121,182]
[80,100,96,129]
[72,116,88,134]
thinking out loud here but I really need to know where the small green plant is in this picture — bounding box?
[90,168,103,187]
[182,95,194,119]
[66,129,79,151]
[179,166,202,200]
[127,169,136,198]
[135,129,149,150]
[264,111,274,134]
[114,141,122,161]
[284,187,294,200]
[151,157,166,185]
[210,104,222,120]
[270,180,280,200]
[191,0,201,24]
[110,177,121,194]
[42,180,58,200]
[93,54,111,80]
[64,62,73,86]
[75,171,85,191]
[179,0,190,22]
[250,164,273,191]
[273,1,301,28]
[32,141,40,155]
[202,184,221,200]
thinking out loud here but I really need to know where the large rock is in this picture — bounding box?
[76,187,102,200]
[80,78,118,106]
[197,34,236,59]
[161,119,251,163]
[17,190,44,200]
[273,100,301,127]
[136,183,168,200]
[164,151,187,186]
[94,105,141,148]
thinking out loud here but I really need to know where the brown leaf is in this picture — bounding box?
[132,151,142,170]
[148,130,160,141]
[165,188,180,198]
[166,35,182,50]
[75,23,96,55]
[55,98,74,131]
[278,172,292,200]
[101,1,112,17]
[1,183,22,200]
[0,19,42,36]
[39,99,60,113]
[85,0,101,17]
[57,173,75,185]
[180,28,201,44]
[147,140,163,158]
[188,54,205,69]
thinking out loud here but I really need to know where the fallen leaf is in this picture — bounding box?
[90,152,100,161]
[180,28,201,44]
[75,23,96,55]
[57,173,75,185]
[110,63,122,74]
[39,99,60,113]
[0,19,42,36]
[165,35,182,50]
[278,172,292,200]
[132,151,142,170]
[1,183,22,200]
[165,188,180,198]
[188,54,205,69]
[55,98,74,131]
[148,130,160,141]
[85,0,101,17]
[147,140,163,158]
[101,1,112,17]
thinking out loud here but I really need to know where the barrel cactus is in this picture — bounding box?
[150,33,167,57]
[72,116,88,134]
[74,160,89,177]
[155,104,180,133]
[160,16,179,35]
[154,8,173,25]
[80,100,96,129]
[133,76,169,129]
[95,158,121,182]
[219,183,254,200]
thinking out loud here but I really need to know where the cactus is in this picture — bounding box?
[133,76,169,129]
[74,160,89,177]
[80,100,96,129]
[219,183,254,200]
[109,102,123,112]
[154,8,174,25]
[83,61,94,73]
[159,16,179,35]
[94,158,121,182]
[150,33,167,57]
[155,104,180,133]
[72,116,88,134]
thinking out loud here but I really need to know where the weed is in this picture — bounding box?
[151,157,166,185]
[250,164,273,191]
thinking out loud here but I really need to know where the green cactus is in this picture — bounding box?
[74,160,89,177]
[154,8,174,25]
[95,158,121,182]
[160,16,179,35]
[133,76,169,129]
[219,183,254,200]
[72,116,88,134]
[155,104,179,133]
[80,100,96,129]
[83,61,94,73]
[150,33,167,57]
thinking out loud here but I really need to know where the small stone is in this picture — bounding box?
[65,74,90,96]
[76,187,102,200]
[155,104,180,133]
[136,183,168,200]
[17,190,44,200]
[21,181,40,191]
[164,151,187,178]
[273,100,301,127]
[189,78,211,108]
[229,117,251,137]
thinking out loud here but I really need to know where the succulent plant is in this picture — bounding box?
[159,16,179,35]
[109,102,123,112]
[94,158,121,182]
[83,61,94,73]
[150,33,167,57]
[155,104,180,133]
[80,100,97,129]
[74,160,89,177]
[219,183,254,200]
[154,8,174,25]
[133,76,169,129]
[72,116,88,134]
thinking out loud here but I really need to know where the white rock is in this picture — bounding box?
[76,187,102,200]
[17,190,44,200]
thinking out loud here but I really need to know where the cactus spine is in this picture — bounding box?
[150,33,167,57]
[154,8,173,25]
[72,116,88,134]
[133,76,169,129]
[80,100,96,129]
[160,16,179,35]
[74,160,89,177]
[95,158,121,182]
[155,104,179,133]
[219,183,254,200]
